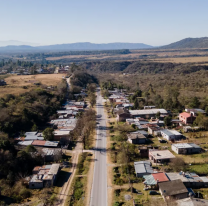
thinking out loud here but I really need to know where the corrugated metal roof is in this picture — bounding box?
[17,141,33,146]
[143,175,157,185]
[134,161,154,174]
[32,140,46,146]
[152,172,169,182]
[129,109,168,116]
[44,141,59,147]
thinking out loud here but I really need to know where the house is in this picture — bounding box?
[166,172,208,189]
[131,130,148,138]
[54,130,70,141]
[143,172,169,188]
[185,108,206,114]
[176,198,208,206]
[127,133,147,144]
[134,160,154,177]
[24,132,44,141]
[117,112,132,122]
[29,164,60,189]
[149,149,175,164]
[179,112,196,124]
[171,143,202,154]
[161,129,183,141]
[42,148,62,162]
[148,126,162,136]
[129,109,168,119]
[29,175,44,189]
[138,146,153,158]
[159,179,188,200]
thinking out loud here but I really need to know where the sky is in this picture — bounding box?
[0,0,208,46]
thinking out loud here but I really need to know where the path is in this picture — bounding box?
[57,140,83,206]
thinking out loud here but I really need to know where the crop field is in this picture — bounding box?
[0,74,64,97]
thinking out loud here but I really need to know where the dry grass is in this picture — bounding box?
[5,73,64,86]
[151,56,208,63]
[0,74,64,97]
[45,48,208,65]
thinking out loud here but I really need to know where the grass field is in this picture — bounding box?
[0,74,64,97]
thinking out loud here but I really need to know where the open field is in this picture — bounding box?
[0,74,64,97]
[45,48,208,65]
[150,56,208,63]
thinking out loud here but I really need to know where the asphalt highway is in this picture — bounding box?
[90,87,108,206]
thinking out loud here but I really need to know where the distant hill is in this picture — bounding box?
[37,42,153,50]
[161,37,208,49]
[0,42,153,53]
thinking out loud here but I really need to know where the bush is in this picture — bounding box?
[113,202,120,206]
[74,188,83,200]
[19,188,31,199]
[114,189,120,197]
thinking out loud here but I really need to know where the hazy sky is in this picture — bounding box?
[0,0,207,46]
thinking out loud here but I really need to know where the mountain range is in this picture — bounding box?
[0,37,208,53]
[0,42,153,53]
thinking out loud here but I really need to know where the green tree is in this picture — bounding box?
[156,111,160,119]
[31,124,38,131]
[43,128,54,141]
[133,99,139,109]
[164,116,172,126]
[25,145,37,153]
[189,97,200,108]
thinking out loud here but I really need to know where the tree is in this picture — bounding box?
[31,124,38,131]
[156,111,160,119]
[189,97,200,108]
[89,93,96,108]
[43,128,54,141]
[169,157,186,172]
[194,113,208,130]
[164,116,172,127]
[25,145,37,153]
[133,99,139,109]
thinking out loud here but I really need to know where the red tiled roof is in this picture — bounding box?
[180,112,191,118]
[115,102,123,105]
[32,140,46,146]
[152,172,169,182]
[33,166,41,171]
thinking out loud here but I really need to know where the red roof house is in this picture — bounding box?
[179,112,196,124]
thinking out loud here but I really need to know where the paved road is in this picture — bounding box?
[90,88,108,206]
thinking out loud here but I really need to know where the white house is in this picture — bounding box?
[161,129,183,141]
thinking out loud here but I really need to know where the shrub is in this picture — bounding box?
[74,188,83,200]
[19,188,31,199]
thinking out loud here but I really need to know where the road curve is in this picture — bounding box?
[90,87,108,206]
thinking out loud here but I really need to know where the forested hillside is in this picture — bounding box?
[80,60,208,74]
[161,37,208,49]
